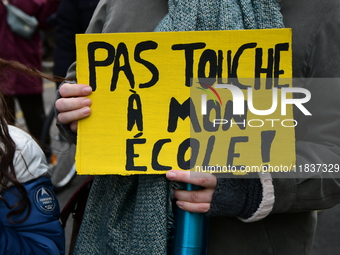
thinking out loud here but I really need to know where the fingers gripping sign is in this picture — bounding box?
[166,170,217,213]
[56,83,93,132]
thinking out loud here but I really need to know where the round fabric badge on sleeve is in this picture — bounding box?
[35,187,57,213]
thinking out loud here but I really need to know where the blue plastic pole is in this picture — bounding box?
[170,183,209,255]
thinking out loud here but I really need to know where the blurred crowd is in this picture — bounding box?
[0,0,99,148]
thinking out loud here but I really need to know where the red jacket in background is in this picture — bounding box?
[0,0,59,95]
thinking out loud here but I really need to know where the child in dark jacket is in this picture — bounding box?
[0,58,65,255]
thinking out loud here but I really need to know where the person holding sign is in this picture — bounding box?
[55,0,340,254]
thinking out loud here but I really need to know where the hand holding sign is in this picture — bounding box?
[166,170,216,213]
[56,83,93,132]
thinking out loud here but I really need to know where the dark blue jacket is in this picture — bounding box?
[0,177,65,255]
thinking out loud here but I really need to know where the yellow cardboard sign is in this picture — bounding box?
[75,29,295,175]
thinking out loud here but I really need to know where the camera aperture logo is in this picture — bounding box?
[198,83,311,129]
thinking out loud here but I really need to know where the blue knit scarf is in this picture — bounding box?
[74,1,283,254]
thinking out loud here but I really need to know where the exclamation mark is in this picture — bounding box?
[261,130,276,163]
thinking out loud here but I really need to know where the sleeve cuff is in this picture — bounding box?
[239,172,274,222]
